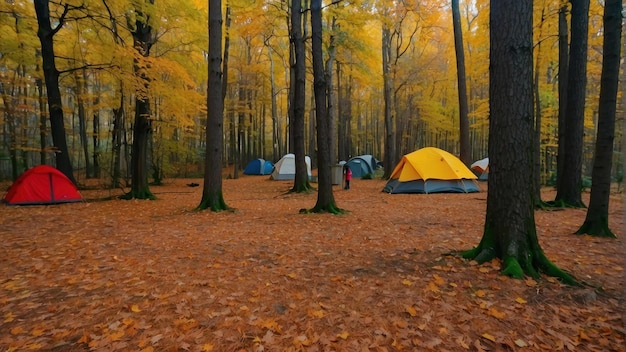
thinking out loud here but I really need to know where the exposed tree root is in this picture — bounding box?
[196,192,231,212]
[576,218,617,238]
[462,228,581,286]
[301,203,345,215]
[543,199,586,209]
[291,181,313,193]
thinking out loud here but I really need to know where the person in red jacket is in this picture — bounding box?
[344,165,352,190]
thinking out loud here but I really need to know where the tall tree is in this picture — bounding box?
[451,0,471,166]
[198,0,229,211]
[575,0,622,238]
[122,0,157,200]
[289,0,311,192]
[308,0,342,214]
[554,0,589,208]
[381,20,395,178]
[556,4,569,190]
[33,0,76,184]
[463,0,578,285]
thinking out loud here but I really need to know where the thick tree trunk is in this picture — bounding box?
[34,0,76,184]
[290,0,311,192]
[576,0,622,238]
[452,0,471,166]
[123,1,156,200]
[198,0,229,211]
[555,0,589,208]
[309,0,341,214]
[464,0,578,285]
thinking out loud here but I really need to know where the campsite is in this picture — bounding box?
[1,174,624,351]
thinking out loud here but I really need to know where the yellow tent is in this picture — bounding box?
[383,147,479,194]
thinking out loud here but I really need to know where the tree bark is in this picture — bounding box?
[198,0,229,211]
[123,0,156,200]
[452,0,471,166]
[290,0,311,192]
[382,24,395,178]
[34,0,76,184]
[464,0,578,285]
[556,5,569,190]
[308,0,341,214]
[576,0,622,238]
[555,0,589,208]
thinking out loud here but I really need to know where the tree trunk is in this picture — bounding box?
[382,25,395,178]
[576,0,622,238]
[290,0,311,192]
[309,0,341,214]
[198,0,229,211]
[75,70,93,178]
[533,5,548,203]
[555,0,589,208]
[556,5,569,190]
[36,75,47,166]
[452,0,471,166]
[464,0,578,285]
[34,0,76,184]
[123,0,156,200]
[326,17,338,164]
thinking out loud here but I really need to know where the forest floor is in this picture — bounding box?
[0,174,625,352]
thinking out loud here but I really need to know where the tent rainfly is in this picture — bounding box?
[383,147,479,194]
[270,154,312,180]
[244,158,274,175]
[345,155,380,178]
[3,165,82,205]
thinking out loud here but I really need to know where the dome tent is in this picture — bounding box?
[243,158,274,175]
[3,165,82,205]
[345,155,380,178]
[270,154,312,180]
[383,147,479,194]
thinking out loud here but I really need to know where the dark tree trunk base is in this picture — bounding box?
[575,218,617,238]
[197,192,230,212]
[544,199,586,209]
[119,189,156,200]
[301,203,345,215]
[290,181,313,193]
[462,229,581,286]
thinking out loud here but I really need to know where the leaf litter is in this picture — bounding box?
[0,176,624,351]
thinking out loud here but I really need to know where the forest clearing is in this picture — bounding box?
[1,176,624,351]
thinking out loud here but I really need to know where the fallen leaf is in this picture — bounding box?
[515,339,527,347]
[487,307,506,319]
[336,331,349,339]
[130,304,141,313]
[481,333,496,342]
[515,297,527,304]
[406,306,418,317]
[402,279,413,286]
[475,289,486,298]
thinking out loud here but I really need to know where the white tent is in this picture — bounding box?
[270,154,312,180]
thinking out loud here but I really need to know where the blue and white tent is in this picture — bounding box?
[243,158,274,175]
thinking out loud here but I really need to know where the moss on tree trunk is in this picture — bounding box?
[463,223,580,286]
[576,216,616,238]
[197,191,229,212]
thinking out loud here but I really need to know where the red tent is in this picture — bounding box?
[3,165,82,205]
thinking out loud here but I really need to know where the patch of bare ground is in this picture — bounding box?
[0,176,624,351]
